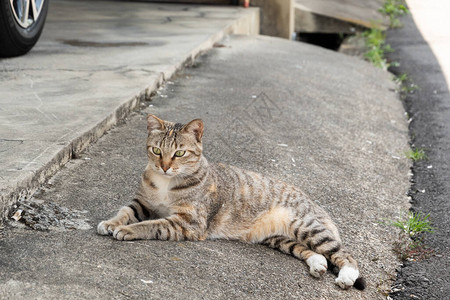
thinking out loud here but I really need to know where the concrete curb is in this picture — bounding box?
[0,8,260,222]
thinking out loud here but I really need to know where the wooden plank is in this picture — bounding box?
[142,0,236,5]
[240,0,294,39]
[295,0,389,29]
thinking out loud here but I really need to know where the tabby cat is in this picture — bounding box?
[97,115,365,290]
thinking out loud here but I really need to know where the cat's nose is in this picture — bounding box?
[161,165,170,172]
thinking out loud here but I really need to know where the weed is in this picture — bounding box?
[392,211,435,237]
[394,73,419,100]
[394,73,408,84]
[362,28,393,70]
[393,238,435,261]
[405,148,427,161]
[379,0,409,28]
[401,82,419,94]
[362,0,409,69]
[383,211,436,261]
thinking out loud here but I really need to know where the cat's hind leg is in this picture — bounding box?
[260,236,328,278]
[292,218,365,290]
[328,248,365,290]
[307,231,364,289]
[298,225,365,290]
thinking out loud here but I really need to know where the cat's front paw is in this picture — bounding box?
[113,225,139,241]
[335,266,359,289]
[97,220,119,236]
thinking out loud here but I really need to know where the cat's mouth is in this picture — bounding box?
[159,170,176,177]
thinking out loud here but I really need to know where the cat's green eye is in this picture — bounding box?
[152,147,161,155]
[174,150,186,157]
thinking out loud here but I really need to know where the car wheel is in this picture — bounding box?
[0,0,49,58]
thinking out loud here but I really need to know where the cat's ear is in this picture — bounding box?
[147,115,165,132]
[183,119,204,142]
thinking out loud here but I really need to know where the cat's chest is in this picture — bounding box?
[149,174,173,216]
[152,175,171,198]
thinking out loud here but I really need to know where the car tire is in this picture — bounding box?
[0,0,49,58]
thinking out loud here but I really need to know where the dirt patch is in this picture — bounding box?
[8,199,91,231]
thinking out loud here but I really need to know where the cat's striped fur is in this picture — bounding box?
[98,115,365,290]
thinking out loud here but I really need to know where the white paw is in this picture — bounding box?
[306,254,328,278]
[113,225,138,241]
[335,266,359,289]
[97,221,109,235]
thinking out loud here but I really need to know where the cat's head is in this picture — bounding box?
[146,115,204,177]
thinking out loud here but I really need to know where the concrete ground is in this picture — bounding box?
[0,0,258,220]
[0,0,417,299]
[0,33,410,299]
[386,1,450,299]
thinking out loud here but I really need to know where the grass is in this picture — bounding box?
[362,0,409,69]
[392,211,435,238]
[394,73,408,84]
[402,83,419,94]
[379,0,409,28]
[373,0,434,263]
[362,28,393,70]
[405,148,427,161]
[384,211,436,261]
[395,73,419,95]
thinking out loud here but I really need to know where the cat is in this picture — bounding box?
[97,115,365,290]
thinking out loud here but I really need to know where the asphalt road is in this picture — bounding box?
[386,12,450,300]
